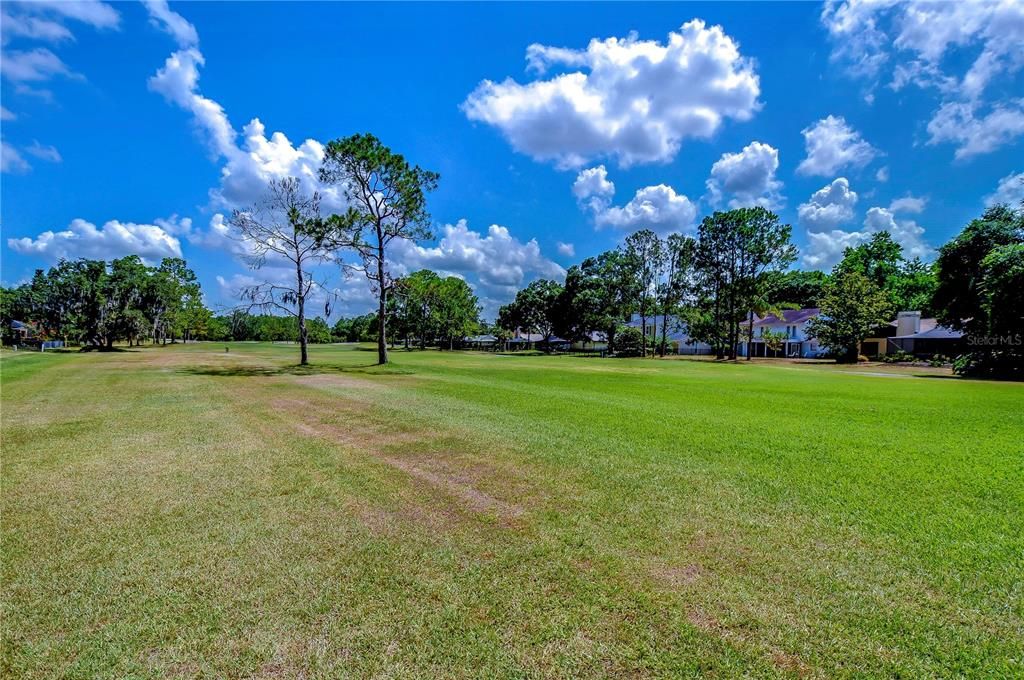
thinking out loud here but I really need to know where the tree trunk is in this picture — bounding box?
[297,262,308,366]
[746,314,754,361]
[714,286,724,359]
[660,311,668,357]
[641,312,647,357]
[377,241,388,365]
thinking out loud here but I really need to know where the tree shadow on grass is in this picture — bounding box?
[177,362,415,378]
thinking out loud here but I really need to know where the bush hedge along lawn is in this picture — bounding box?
[1,343,1021,678]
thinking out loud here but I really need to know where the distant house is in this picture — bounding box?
[886,311,964,358]
[10,320,35,341]
[860,311,964,358]
[463,334,497,350]
[7,321,63,350]
[570,331,608,352]
[506,329,569,351]
[740,308,824,358]
[624,313,713,355]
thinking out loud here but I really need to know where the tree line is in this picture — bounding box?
[1,256,208,348]
[497,207,803,360]
[494,203,1022,375]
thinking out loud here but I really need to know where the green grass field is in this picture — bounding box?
[2,343,1021,678]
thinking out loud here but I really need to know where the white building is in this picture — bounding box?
[740,308,824,358]
[624,313,713,355]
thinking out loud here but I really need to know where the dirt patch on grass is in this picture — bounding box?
[770,649,812,677]
[686,607,725,634]
[379,454,525,524]
[293,373,389,391]
[650,561,703,588]
[266,391,528,528]
[685,608,812,674]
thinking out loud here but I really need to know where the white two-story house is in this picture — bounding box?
[740,308,823,358]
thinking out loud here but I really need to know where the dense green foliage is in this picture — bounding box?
[612,325,646,357]
[623,229,662,355]
[932,205,1024,376]
[806,271,893,362]
[498,279,564,345]
[390,269,481,349]
[768,269,827,308]
[0,256,207,348]
[203,311,335,344]
[689,207,797,359]
[552,249,638,353]
[834,232,938,314]
[331,313,380,343]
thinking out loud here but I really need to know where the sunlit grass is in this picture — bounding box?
[2,342,1021,677]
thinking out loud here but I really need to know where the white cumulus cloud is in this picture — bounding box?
[147,46,339,210]
[796,115,879,177]
[596,184,698,234]
[391,219,565,297]
[822,1,1024,159]
[823,0,1024,100]
[574,165,697,234]
[798,177,858,231]
[705,141,783,209]
[925,100,1024,160]
[7,218,183,263]
[985,171,1024,207]
[802,200,933,269]
[462,19,761,168]
[572,164,615,212]
[863,206,932,260]
[556,242,575,257]
[142,0,199,48]
[144,3,339,210]
[803,228,870,270]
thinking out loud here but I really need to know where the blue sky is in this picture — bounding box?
[2,1,1023,319]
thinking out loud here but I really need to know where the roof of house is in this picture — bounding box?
[508,333,569,343]
[754,308,820,325]
[465,334,497,342]
[10,320,32,330]
[893,325,963,340]
[510,332,544,342]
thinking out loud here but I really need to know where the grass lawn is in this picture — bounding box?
[2,343,1021,678]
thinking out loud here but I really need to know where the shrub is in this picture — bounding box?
[614,326,646,357]
[953,351,1024,379]
[654,339,679,355]
[882,350,915,364]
